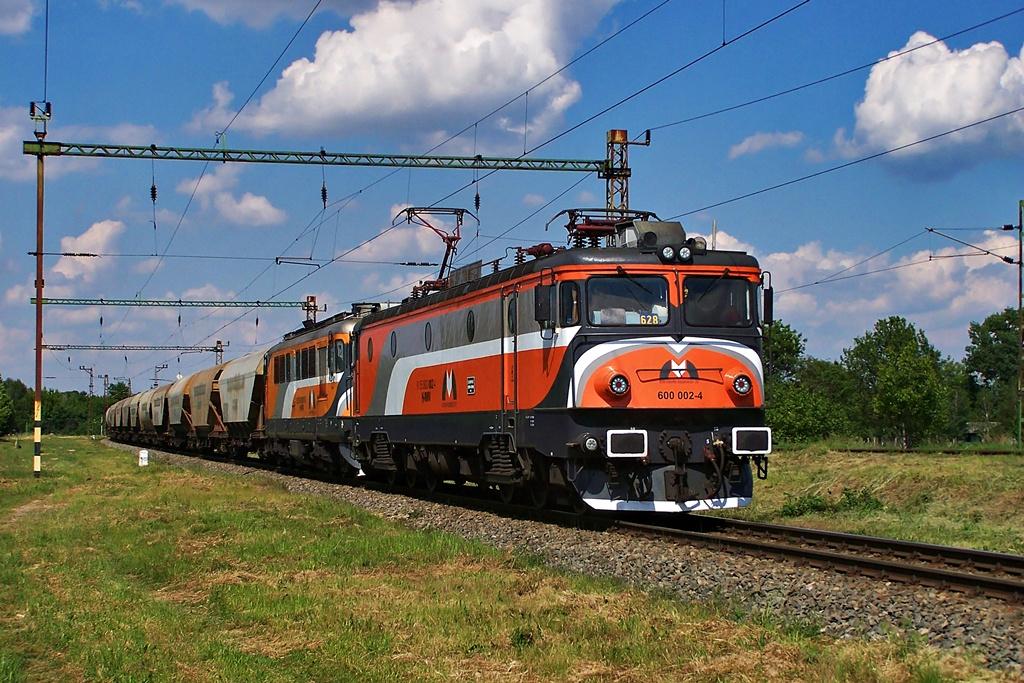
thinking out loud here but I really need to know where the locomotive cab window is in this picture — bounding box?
[587,275,668,326]
[560,281,580,326]
[330,340,347,374]
[683,276,755,328]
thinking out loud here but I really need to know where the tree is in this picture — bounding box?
[841,316,945,447]
[767,381,849,443]
[2,378,33,435]
[964,307,1018,388]
[764,320,806,385]
[763,320,852,443]
[107,381,132,402]
[963,308,1018,437]
[0,382,13,435]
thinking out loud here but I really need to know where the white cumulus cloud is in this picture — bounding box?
[51,220,127,283]
[166,0,377,29]
[188,0,619,146]
[837,32,1024,180]
[729,131,803,160]
[0,106,37,181]
[0,0,33,35]
[175,164,286,226]
[756,230,1018,359]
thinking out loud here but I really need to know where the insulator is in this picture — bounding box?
[474,192,481,212]
[99,316,103,326]
[177,315,181,326]
[150,183,157,203]
[255,317,259,327]
[321,183,328,208]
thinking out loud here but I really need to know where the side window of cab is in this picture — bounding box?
[559,281,580,326]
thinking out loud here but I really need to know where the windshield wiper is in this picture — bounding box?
[616,265,655,296]
[695,268,730,303]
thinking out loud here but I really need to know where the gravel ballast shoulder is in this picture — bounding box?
[120,446,1024,674]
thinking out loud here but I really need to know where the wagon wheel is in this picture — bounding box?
[422,470,439,493]
[385,469,398,486]
[495,483,516,505]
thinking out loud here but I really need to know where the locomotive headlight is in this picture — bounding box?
[677,245,692,261]
[732,374,752,395]
[609,374,630,396]
[597,365,632,402]
[659,245,676,261]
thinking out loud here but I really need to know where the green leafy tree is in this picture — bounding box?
[0,381,13,435]
[764,320,806,385]
[964,307,1018,387]
[768,381,849,443]
[107,381,132,402]
[763,320,851,443]
[964,308,1019,437]
[841,316,945,447]
[2,378,33,434]
[939,357,971,441]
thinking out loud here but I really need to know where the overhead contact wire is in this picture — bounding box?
[647,6,1024,133]
[669,105,1024,219]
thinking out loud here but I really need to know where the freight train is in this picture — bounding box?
[106,209,772,513]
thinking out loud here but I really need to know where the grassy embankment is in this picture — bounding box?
[0,437,1013,682]
[729,443,1024,555]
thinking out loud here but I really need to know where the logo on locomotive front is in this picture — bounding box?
[660,359,699,380]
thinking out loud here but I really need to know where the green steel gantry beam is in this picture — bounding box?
[22,141,608,173]
[32,298,312,308]
[42,344,225,352]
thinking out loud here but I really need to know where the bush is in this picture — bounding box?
[780,487,883,517]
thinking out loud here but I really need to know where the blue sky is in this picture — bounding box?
[2,0,1024,392]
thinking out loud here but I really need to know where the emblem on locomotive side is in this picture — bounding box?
[442,369,457,402]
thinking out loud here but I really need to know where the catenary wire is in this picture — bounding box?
[668,105,1024,219]
[646,6,1024,134]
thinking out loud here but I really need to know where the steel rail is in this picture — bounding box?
[614,520,1024,603]
[693,517,1024,578]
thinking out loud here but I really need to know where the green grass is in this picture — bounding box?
[0,437,1011,681]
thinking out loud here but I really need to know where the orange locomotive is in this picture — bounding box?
[348,211,772,511]
[106,210,772,514]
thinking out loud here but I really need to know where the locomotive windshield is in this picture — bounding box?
[683,276,755,327]
[587,275,669,326]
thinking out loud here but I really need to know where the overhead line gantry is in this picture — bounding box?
[22,141,610,174]
[24,120,643,481]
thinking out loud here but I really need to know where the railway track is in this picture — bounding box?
[117,442,1024,603]
[613,516,1024,603]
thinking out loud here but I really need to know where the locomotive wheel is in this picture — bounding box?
[404,467,419,489]
[496,483,516,505]
[422,470,439,493]
[385,470,398,486]
[527,480,549,509]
